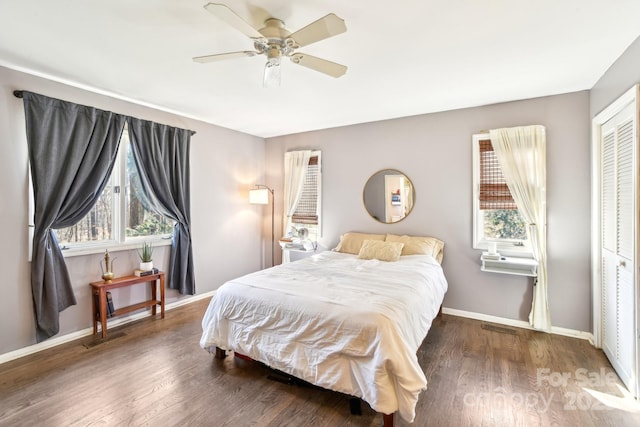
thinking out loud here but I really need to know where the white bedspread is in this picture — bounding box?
[200,250,448,422]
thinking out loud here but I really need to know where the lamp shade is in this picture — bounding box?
[249,188,269,205]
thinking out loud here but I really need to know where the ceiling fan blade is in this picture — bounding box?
[288,13,346,47]
[203,3,263,39]
[193,51,258,63]
[290,53,347,78]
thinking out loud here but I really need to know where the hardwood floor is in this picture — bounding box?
[1,299,639,427]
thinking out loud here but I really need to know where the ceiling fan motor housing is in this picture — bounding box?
[254,18,298,60]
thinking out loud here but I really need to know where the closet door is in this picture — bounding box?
[600,100,636,395]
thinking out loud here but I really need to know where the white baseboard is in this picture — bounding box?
[0,290,216,365]
[442,307,594,342]
[2,296,593,366]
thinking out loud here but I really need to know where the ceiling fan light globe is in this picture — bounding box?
[263,61,281,88]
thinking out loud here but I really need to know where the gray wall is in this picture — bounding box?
[266,91,592,332]
[0,66,266,355]
[591,36,640,117]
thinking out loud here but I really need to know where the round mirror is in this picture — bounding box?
[363,169,415,223]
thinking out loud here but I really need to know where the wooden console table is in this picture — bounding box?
[90,272,165,339]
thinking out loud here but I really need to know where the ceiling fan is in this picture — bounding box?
[193,3,348,87]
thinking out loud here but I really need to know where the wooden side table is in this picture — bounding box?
[90,272,165,339]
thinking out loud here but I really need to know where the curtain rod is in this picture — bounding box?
[12,89,196,135]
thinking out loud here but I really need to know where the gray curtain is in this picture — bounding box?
[22,92,126,342]
[127,118,195,295]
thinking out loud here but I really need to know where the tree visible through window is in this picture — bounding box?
[124,140,174,238]
[54,125,174,247]
[483,209,527,241]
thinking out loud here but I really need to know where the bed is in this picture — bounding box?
[200,233,448,425]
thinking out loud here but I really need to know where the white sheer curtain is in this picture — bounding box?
[489,125,549,331]
[282,150,312,263]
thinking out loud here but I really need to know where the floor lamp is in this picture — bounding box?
[249,184,275,267]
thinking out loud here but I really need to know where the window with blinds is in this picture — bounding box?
[472,134,528,251]
[291,155,319,224]
[478,139,517,210]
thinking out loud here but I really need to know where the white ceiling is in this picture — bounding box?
[1,1,639,138]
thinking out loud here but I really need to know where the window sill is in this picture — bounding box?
[474,242,533,258]
[59,237,172,258]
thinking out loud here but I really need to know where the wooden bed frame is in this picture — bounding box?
[212,305,443,427]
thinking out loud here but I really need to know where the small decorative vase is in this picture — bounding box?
[140,261,153,271]
[101,250,116,283]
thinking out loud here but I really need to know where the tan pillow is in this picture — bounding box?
[385,234,445,263]
[335,232,386,255]
[357,240,405,262]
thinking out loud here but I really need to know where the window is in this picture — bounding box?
[53,124,174,253]
[472,134,529,253]
[290,152,321,242]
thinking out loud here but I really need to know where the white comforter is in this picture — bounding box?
[200,250,448,422]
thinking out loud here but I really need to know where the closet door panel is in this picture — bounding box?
[599,99,637,395]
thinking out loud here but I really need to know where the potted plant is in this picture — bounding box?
[138,242,154,271]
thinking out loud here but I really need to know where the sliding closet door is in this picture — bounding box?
[600,99,637,395]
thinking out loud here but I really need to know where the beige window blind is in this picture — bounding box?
[479,139,517,210]
[292,156,319,224]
